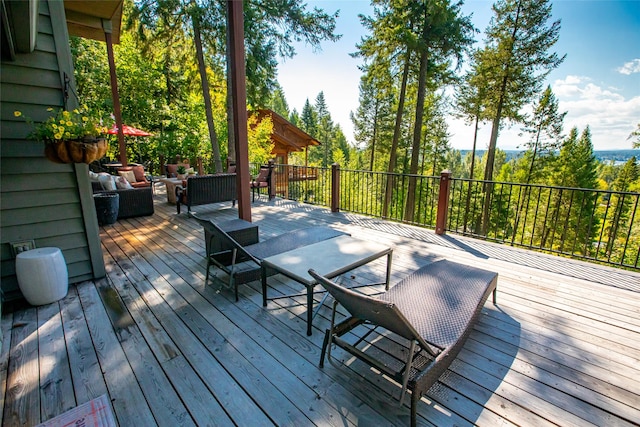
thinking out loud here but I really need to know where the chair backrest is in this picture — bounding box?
[192,214,259,264]
[254,167,270,183]
[308,269,431,351]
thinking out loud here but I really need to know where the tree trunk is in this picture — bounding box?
[463,114,480,233]
[403,46,429,223]
[480,0,522,234]
[369,97,379,171]
[193,12,223,173]
[382,49,411,218]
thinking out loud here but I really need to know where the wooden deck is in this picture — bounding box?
[2,187,640,426]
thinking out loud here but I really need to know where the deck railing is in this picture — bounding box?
[255,163,639,269]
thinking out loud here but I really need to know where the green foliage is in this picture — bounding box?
[247,113,275,165]
[14,107,111,142]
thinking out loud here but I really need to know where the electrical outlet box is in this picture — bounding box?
[10,240,36,258]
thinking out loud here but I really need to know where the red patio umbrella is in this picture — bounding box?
[107,124,153,164]
[108,124,152,137]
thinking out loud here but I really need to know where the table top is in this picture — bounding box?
[262,235,392,286]
[159,177,183,184]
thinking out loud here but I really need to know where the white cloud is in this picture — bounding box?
[617,59,640,75]
[551,75,640,149]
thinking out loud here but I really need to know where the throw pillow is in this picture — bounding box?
[131,165,146,182]
[118,169,137,183]
[89,171,100,181]
[98,174,117,191]
[115,175,133,189]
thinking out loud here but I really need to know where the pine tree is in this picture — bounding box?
[477,0,565,233]
[521,85,566,183]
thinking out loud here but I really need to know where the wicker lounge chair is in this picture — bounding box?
[308,259,498,426]
[193,214,347,301]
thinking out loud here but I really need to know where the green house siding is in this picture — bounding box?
[0,0,105,303]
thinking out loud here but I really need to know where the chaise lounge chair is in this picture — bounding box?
[193,213,347,301]
[308,259,498,426]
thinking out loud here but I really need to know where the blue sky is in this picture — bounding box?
[277,0,640,151]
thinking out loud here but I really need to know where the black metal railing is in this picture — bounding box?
[447,178,639,268]
[256,163,639,269]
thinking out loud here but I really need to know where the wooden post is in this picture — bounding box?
[159,154,165,176]
[435,170,452,235]
[197,157,204,175]
[104,23,126,166]
[227,0,251,221]
[331,163,340,212]
[268,159,275,200]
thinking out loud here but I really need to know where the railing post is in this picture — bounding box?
[331,163,340,212]
[197,157,204,175]
[268,159,275,200]
[435,170,452,235]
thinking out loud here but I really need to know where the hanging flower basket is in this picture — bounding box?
[44,137,109,164]
[14,107,112,164]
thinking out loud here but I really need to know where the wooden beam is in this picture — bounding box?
[227,0,251,221]
[104,28,126,166]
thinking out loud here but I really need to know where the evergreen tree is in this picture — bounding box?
[300,99,317,137]
[268,85,290,118]
[477,0,565,233]
[351,66,394,171]
[521,85,566,183]
[403,0,475,222]
[604,157,639,258]
[543,127,599,254]
[479,0,564,182]
[315,92,334,167]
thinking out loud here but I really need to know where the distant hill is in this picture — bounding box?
[458,149,640,164]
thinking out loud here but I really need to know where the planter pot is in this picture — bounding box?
[94,193,120,225]
[45,137,108,164]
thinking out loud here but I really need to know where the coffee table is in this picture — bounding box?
[261,234,393,335]
[159,177,184,204]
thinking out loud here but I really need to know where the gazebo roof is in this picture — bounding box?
[255,109,320,155]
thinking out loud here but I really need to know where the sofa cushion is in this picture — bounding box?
[98,173,117,191]
[118,169,137,183]
[116,175,134,189]
[131,165,146,182]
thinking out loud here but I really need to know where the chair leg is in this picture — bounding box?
[324,300,339,363]
[205,258,212,284]
[319,328,331,368]
[399,340,417,406]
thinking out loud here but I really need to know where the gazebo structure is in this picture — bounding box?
[254,109,320,197]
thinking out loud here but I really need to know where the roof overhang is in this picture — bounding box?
[255,109,320,154]
[1,0,123,60]
[1,0,39,56]
[64,0,123,44]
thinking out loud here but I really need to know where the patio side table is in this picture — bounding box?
[16,247,68,306]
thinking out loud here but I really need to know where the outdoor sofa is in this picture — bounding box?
[91,181,154,219]
[176,173,237,214]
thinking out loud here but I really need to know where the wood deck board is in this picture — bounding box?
[1,191,639,426]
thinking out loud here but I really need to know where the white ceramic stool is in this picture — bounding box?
[16,247,69,305]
